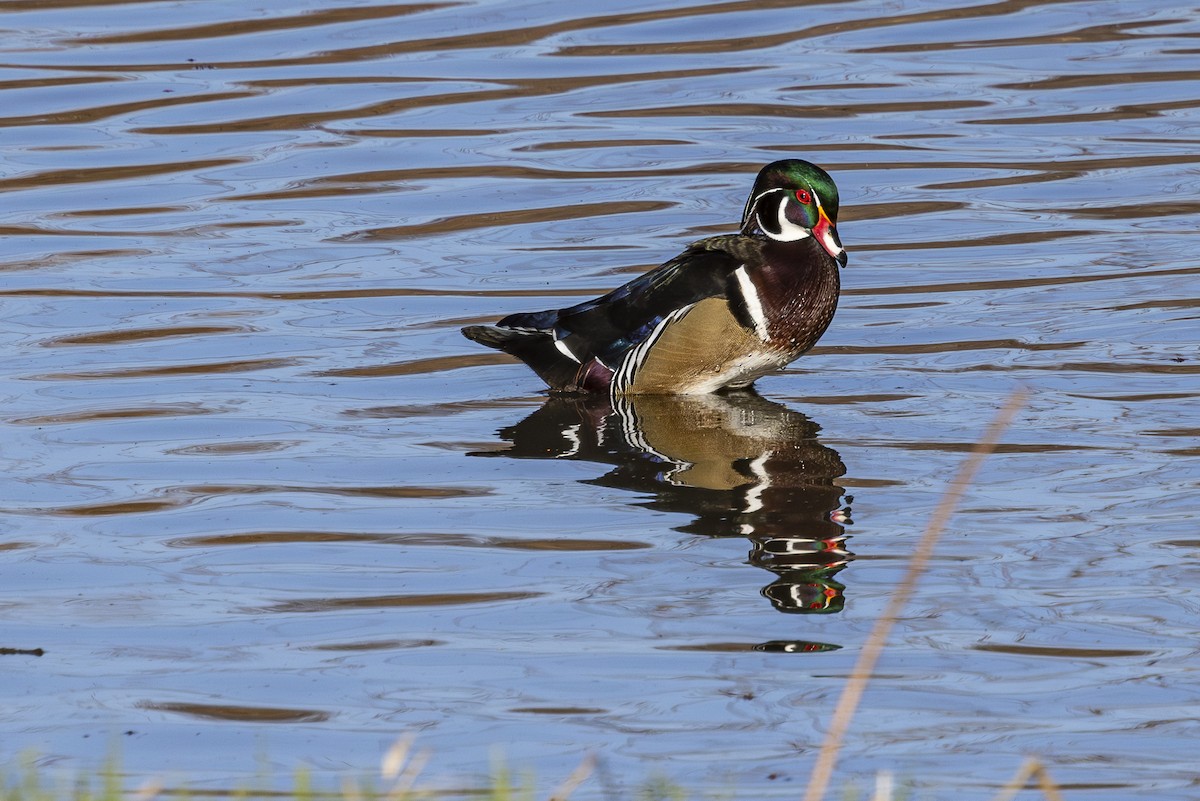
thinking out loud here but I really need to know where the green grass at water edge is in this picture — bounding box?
[0,755,913,801]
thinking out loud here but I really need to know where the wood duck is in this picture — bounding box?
[461,159,846,395]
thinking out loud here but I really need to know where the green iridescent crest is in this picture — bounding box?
[740,159,840,232]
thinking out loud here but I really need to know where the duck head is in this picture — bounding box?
[740,159,847,267]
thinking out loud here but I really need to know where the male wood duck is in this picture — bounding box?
[461,159,846,395]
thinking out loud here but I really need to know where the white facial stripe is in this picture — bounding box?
[751,187,785,206]
[734,266,770,341]
[753,187,812,243]
[744,187,783,230]
[774,199,811,242]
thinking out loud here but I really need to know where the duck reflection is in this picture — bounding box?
[476,391,853,615]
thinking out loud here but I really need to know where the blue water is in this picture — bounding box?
[2,0,1198,797]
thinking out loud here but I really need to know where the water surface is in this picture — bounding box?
[2,0,1198,798]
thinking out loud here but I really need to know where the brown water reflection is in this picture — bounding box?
[141,702,331,724]
[475,392,852,617]
[264,590,544,614]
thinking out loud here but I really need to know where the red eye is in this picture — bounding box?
[795,189,812,204]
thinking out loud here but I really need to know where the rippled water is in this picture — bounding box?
[2,0,1198,798]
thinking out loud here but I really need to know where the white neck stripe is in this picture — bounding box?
[752,187,813,242]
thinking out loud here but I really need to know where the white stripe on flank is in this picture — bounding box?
[554,337,581,364]
[612,305,693,396]
[734,266,770,341]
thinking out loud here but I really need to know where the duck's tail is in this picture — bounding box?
[461,325,580,390]
[461,324,528,351]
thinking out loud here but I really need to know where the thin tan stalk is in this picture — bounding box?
[381,733,431,801]
[990,757,1064,801]
[132,778,164,801]
[802,387,1029,801]
[381,733,416,781]
[547,753,596,801]
[387,748,431,801]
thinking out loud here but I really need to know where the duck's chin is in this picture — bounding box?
[813,218,846,266]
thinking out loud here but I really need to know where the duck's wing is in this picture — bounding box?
[503,236,757,367]
[463,235,764,392]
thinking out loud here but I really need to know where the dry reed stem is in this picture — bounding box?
[381,733,432,801]
[547,753,596,801]
[388,748,431,801]
[131,777,164,801]
[802,387,1029,801]
[990,758,1064,801]
[870,771,894,801]
[381,734,416,781]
